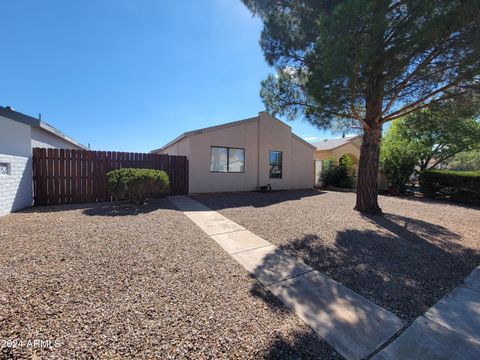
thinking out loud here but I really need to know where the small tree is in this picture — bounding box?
[241,0,480,214]
[321,154,356,189]
[447,150,480,171]
[380,121,417,194]
[395,100,480,171]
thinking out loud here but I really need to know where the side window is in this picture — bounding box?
[269,151,282,179]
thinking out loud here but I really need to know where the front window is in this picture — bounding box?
[269,151,282,178]
[210,147,245,173]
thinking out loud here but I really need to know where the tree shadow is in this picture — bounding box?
[248,214,480,358]
[24,198,174,216]
[248,244,402,359]
[82,198,174,216]
[380,193,480,211]
[193,189,326,210]
[261,329,344,360]
[251,213,479,322]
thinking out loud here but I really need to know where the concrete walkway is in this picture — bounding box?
[373,266,480,360]
[168,196,404,360]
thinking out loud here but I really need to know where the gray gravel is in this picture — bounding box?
[195,190,480,321]
[0,199,342,359]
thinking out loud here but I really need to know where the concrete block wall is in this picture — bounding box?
[0,154,33,217]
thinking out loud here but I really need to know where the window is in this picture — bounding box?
[0,163,9,176]
[269,151,282,179]
[210,147,245,173]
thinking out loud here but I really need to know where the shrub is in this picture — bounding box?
[381,151,416,195]
[380,122,417,195]
[321,154,356,189]
[106,168,170,204]
[419,170,480,205]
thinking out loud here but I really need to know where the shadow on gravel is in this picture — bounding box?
[193,189,326,210]
[82,199,173,217]
[250,213,480,321]
[262,329,343,360]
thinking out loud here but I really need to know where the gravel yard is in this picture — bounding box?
[195,190,480,321]
[0,199,342,359]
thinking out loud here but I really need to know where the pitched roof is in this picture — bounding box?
[311,136,361,151]
[0,106,88,150]
[151,112,316,153]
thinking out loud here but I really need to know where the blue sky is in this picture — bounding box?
[0,0,337,152]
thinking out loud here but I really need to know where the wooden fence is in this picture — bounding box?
[32,148,188,205]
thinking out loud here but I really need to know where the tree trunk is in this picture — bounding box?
[355,122,383,215]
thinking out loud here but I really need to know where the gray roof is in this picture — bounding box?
[311,136,360,151]
[0,106,88,150]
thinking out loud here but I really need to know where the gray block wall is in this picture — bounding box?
[0,154,33,217]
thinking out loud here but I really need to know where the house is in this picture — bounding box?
[0,106,87,216]
[152,111,315,194]
[311,135,388,190]
[311,136,361,185]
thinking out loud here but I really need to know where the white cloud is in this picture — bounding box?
[303,136,319,141]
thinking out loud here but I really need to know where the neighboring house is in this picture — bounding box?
[152,111,315,194]
[312,136,361,185]
[0,106,87,216]
[311,135,388,190]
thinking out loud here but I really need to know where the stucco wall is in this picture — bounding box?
[257,112,293,190]
[157,113,314,193]
[31,127,83,150]
[186,119,260,193]
[0,116,33,216]
[0,115,31,157]
[290,136,314,189]
[313,142,361,163]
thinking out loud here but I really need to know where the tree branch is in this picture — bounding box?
[383,82,458,122]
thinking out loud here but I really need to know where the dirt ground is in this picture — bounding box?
[0,199,342,359]
[195,190,480,321]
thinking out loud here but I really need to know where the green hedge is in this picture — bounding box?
[419,170,480,205]
[107,168,170,204]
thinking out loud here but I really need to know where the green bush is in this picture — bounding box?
[381,152,416,195]
[106,168,170,204]
[419,170,480,205]
[321,155,356,189]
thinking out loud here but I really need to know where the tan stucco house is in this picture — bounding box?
[312,136,361,186]
[152,112,315,194]
[312,135,388,190]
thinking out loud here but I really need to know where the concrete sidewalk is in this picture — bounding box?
[373,266,480,360]
[168,196,404,360]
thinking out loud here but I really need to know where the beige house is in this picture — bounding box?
[152,112,315,194]
[312,136,361,186]
[312,135,388,190]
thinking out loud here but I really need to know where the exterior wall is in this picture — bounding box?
[160,137,190,156]
[0,115,31,157]
[0,154,32,216]
[257,112,293,190]
[313,142,361,163]
[312,138,388,191]
[186,119,259,193]
[31,127,83,150]
[290,136,314,189]
[0,116,33,216]
[158,112,315,193]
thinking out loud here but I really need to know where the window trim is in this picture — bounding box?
[269,150,283,179]
[210,146,246,173]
